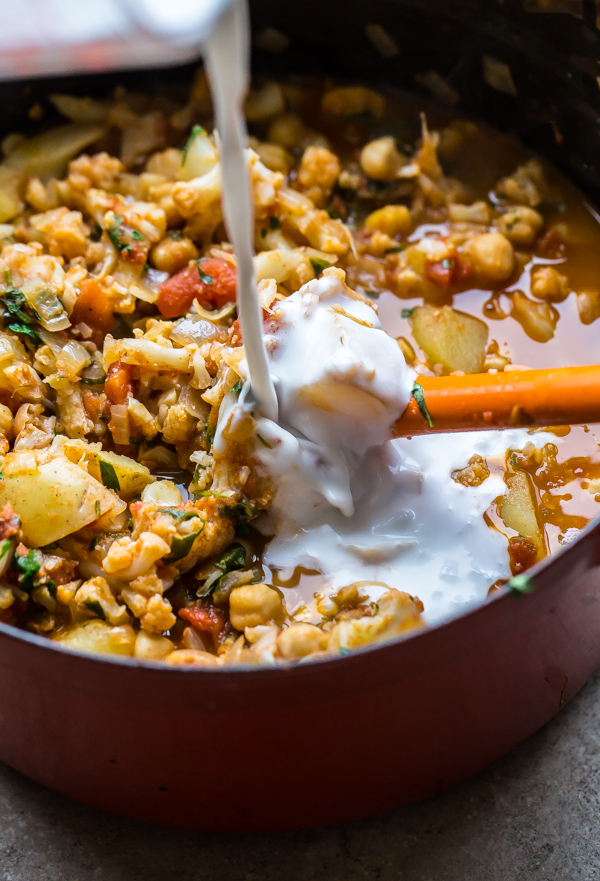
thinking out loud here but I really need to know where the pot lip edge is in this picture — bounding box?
[1,511,597,679]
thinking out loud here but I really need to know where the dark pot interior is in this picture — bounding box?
[2,1,600,202]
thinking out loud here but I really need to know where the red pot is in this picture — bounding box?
[0,521,598,831]
[1,0,599,832]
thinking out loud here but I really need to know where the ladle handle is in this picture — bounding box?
[392,365,600,436]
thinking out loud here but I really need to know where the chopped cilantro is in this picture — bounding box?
[412,381,434,429]
[46,580,56,598]
[508,574,534,596]
[181,124,204,166]
[99,460,120,492]
[205,421,216,449]
[6,321,42,346]
[0,539,12,559]
[159,508,198,522]
[310,257,331,278]
[401,308,415,318]
[89,536,99,552]
[94,500,101,518]
[84,599,106,620]
[198,541,246,597]
[339,646,351,656]
[106,215,145,256]
[269,216,281,230]
[232,380,242,396]
[12,548,42,592]
[164,527,204,564]
[509,452,520,471]
[0,286,42,348]
[326,208,341,219]
[196,262,213,285]
[385,245,405,254]
[440,258,455,271]
[223,501,258,537]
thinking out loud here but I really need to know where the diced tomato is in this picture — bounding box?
[424,251,472,288]
[71,278,115,347]
[0,504,20,541]
[179,604,229,650]
[537,228,566,259]
[105,360,134,405]
[424,258,455,287]
[157,258,237,319]
[508,536,539,575]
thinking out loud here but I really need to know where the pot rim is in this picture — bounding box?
[2,507,598,678]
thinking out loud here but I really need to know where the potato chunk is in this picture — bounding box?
[498,470,544,552]
[56,620,136,656]
[62,442,155,500]
[0,450,124,547]
[411,304,488,374]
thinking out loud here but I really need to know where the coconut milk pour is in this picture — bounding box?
[204,6,550,626]
[243,274,553,624]
[204,1,278,421]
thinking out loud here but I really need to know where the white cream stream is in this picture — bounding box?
[205,4,548,626]
[204,0,278,421]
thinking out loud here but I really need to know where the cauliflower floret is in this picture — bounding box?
[160,403,196,445]
[328,589,424,652]
[140,594,176,634]
[296,146,341,207]
[69,152,125,191]
[75,576,130,626]
[0,242,65,294]
[29,207,89,260]
[56,389,94,439]
[102,532,170,580]
[3,363,45,404]
[120,569,174,632]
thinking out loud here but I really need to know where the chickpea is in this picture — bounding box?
[530,265,569,302]
[267,113,310,150]
[576,290,600,325]
[165,650,220,667]
[510,290,558,342]
[0,403,14,438]
[321,86,386,120]
[276,623,328,660]
[253,141,293,175]
[360,137,406,181]
[448,201,490,225]
[146,148,182,179]
[497,206,543,246]
[229,584,285,630]
[149,233,198,274]
[365,204,411,237]
[297,146,341,207]
[463,232,514,283]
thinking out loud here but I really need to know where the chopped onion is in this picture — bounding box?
[179,384,210,421]
[109,404,130,446]
[191,300,237,322]
[56,340,92,379]
[22,279,70,332]
[170,315,225,346]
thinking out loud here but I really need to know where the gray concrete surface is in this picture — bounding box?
[1,671,599,881]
